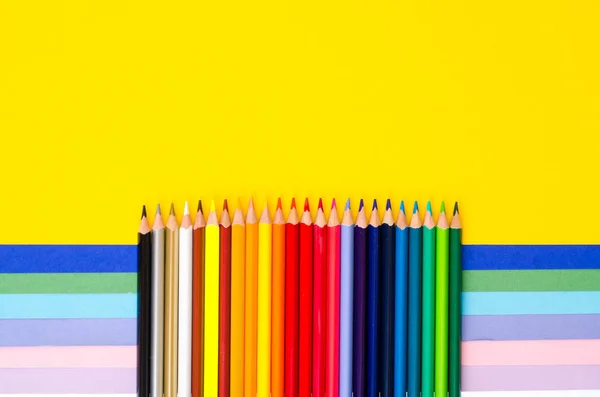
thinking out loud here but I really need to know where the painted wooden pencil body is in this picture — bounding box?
[380,200,395,397]
[244,199,258,397]
[313,200,327,397]
[284,201,300,397]
[230,208,246,397]
[365,201,380,397]
[151,206,165,397]
[326,200,341,397]
[192,203,205,397]
[435,203,449,397]
[352,201,367,397]
[204,202,220,397]
[421,203,436,397]
[339,200,354,397]
[407,204,422,397]
[257,205,272,397]
[393,203,408,397]
[165,205,179,397]
[449,204,462,397]
[138,207,152,397]
[272,200,286,397]
[178,203,193,397]
[298,199,313,397]
[218,203,231,397]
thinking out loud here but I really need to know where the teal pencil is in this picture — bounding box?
[421,201,436,397]
[435,202,449,397]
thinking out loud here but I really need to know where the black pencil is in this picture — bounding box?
[138,205,152,397]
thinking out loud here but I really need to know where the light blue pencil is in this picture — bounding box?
[394,201,409,397]
[339,198,355,397]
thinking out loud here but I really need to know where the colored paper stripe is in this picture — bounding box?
[463,245,600,270]
[0,346,136,368]
[462,392,600,397]
[461,365,600,391]
[462,292,600,315]
[0,273,137,294]
[463,270,600,292]
[0,318,136,346]
[0,368,136,393]
[462,340,600,366]
[0,294,136,319]
[0,245,136,273]
[462,314,600,341]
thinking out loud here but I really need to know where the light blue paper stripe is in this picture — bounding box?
[462,291,600,315]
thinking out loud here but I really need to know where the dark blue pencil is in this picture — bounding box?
[380,199,395,397]
[366,199,381,397]
[394,201,409,397]
[353,200,368,397]
[407,202,423,397]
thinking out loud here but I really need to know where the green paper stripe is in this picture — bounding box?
[0,273,137,294]
[463,270,600,292]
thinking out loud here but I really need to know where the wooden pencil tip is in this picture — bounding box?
[141,205,147,219]
[197,200,203,213]
[318,198,323,210]
[291,197,296,209]
[359,199,364,211]
[440,201,446,214]
[277,197,282,210]
[426,201,432,214]
[210,200,216,213]
[304,198,310,212]
[260,204,271,223]
[345,198,350,210]
[223,199,229,211]
[169,203,175,216]
[400,201,405,213]
[372,199,378,211]
[386,198,391,210]
[454,201,459,215]
[331,198,336,209]
[156,203,161,215]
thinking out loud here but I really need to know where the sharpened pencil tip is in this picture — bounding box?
[141,205,147,219]
[331,198,336,209]
[400,201,405,213]
[291,198,296,209]
[454,201,459,215]
[359,199,364,211]
[372,199,378,211]
[413,201,419,214]
[440,201,446,213]
[169,203,175,216]
[277,197,282,210]
[318,198,323,210]
[386,199,391,210]
[197,200,203,213]
[156,204,161,215]
[345,198,350,211]
[210,200,215,213]
[223,199,228,211]
[427,201,432,213]
[184,201,189,215]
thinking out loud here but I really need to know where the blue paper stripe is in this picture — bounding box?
[462,291,600,315]
[464,245,600,270]
[0,245,136,273]
[0,294,137,319]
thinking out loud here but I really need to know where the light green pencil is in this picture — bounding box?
[435,202,450,397]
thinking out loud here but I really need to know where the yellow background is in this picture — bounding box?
[1,0,599,245]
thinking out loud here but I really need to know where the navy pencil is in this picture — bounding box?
[352,200,368,397]
[366,199,381,397]
[380,199,395,397]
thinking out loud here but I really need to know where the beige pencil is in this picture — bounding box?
[165,204,179,397]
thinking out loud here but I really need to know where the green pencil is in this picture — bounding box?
[435,202,450,397]
[449,203,462,397]
[421,201,436,397]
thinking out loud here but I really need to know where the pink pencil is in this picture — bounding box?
[312,199,327,397]
[326,199,341,397]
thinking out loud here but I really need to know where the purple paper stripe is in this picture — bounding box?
[462,365,600,391]
[0,318,136,346]
[0,367,136,393]
[462,314,600,341]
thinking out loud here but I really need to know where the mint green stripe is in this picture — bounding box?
[0,273,137,294]
[463,270,600,292]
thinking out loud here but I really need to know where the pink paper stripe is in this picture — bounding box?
[0,368,135,393]
[462,340,600,366]
[462,365,600,391]
[0,346,136,368]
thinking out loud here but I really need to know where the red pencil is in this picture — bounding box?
[192,201,206,397]
[313,198,327,397]
[284,198,300,397]
[299,198,314,397]
[218,200,232,397]
[326,199,341,397]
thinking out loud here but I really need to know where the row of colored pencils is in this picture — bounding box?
[137,197,462,397]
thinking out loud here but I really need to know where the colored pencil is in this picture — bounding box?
[257,204,272,397]
[298,198,313,397]
[339,199,354,397]
[272,199,286,397]
[449,203,462,397]
[192,201,205,397]
[393,201,408,397]
[230,205,246,397]
[179,202,193,397]
[204,201,219,397]
[435,202,449,397]
[137,206,151,397]
[284,199,300,397]
[353,200,367,397]
[151,205,165,397]
[380,199,395,397]
[366,199,380,397]
[407,202,422,397]
[327,199,341,397]
[313,199,327,397]
[421,201,436,397]
[244,198,258,397]
[219,201,232,397]
[165,204,179,397]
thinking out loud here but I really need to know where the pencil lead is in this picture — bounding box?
[345,198,351,211]
[223,199,229,211]
[169,203,175,216]
[359,199,364,211]
[440,201,446,214]
[331,198,337,210]
[318,198,323,210]
[141,205,147,219]
[156,203,162,215]
[426,201,432,214]
[197,200,203,213]
[277,197,282,210]
[372,199,378,211]
[454,201,459,215]
[400,200,405,213]
[304,198,310,212]
[184,201,189,215]
[291,198,296,209]
[386,198,391,210]
[210,200,215,213]
[413,201,419,214]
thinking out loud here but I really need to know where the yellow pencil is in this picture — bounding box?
[230,205,246,396]
[244,198,258,397]
[204,200,220,397]
[257,203,272,397]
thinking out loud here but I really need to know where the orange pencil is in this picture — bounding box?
[230,204,246,396]
[244,198,258,397]
[272,198,286,397]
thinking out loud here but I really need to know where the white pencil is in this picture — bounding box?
[178,202,193,397]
